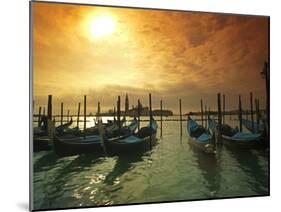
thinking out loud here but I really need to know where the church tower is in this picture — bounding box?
[125,93,129,113]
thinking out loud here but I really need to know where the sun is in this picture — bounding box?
[89,16,116,38]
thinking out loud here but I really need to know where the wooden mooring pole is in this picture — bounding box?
[47,95,52,121]
[137,99,141,131]
[250,92,254,131]
[67,110,70,122]
[238,95,242,132]
[205,105,207,128]
[77,102,81,128]
[117,96,121,135]
[43,107,45,116]
[223,94,225,124]
[38,106,41,127]
[258,99,260,133]
[179,99,182,137]
[84,95,87,137]
[97,102,107,156]
[112,106,115,121]
[264,62,269,145]
[217,93,222,144]
[47,95,53,137]
[149,93,152,149]
[255,99,260,133]
[160,100,163,137]
[124,94,127,122]
[97,101,101,116]
[262,62,269,125]
[60,102,64,125]
[200,99,204,126]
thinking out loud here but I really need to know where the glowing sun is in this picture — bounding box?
[90,16,116,38]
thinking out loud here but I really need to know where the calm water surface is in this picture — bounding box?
[33,116,269,210]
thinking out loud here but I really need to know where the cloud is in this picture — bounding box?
[32,2,268,114]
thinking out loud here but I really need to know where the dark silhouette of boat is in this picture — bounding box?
[241,119,264,134]
[208,118,261,148]
[33,118,74,151]
[105,119,157,154]
[53,120,139,156]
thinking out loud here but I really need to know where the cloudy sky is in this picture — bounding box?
[32,2,269,115]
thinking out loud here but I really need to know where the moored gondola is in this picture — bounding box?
[208,118,261,148]
[105,119,158,154]
[187,116,215,154]
[53,119,139,156]
[241,119,264,134]
[55,118,73,134]
[33,118,124,152]
[33,118,75,151]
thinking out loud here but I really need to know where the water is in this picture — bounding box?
[33,116,269,210]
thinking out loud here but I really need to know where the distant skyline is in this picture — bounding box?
[32,2,269,115]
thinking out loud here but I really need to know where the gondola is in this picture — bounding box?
[33,118,75,151]
[53,119,139,156]
[208,118,261,148]
[77,119,122,136]
[33,136,53,151]
[241,119,264,134]
[55,118,74,134]
[187,116,215,154]
[33,118,121,152]
[105,119,158,154]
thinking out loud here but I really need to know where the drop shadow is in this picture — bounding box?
[16,202,29,211]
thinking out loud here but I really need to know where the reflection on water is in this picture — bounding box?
[189,145,221,198]
[33,116,269,210]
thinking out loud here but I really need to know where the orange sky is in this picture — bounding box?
[32,2,269,114]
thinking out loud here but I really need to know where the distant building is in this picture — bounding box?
[100,100,173,117]
[152,109,173,116]
[126,106,173,117]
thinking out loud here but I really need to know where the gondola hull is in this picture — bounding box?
[33,119,76,152]
[208,118,261,149]
[188,136,215,154]
[221,135,260,149]
[33,136,52,151]
[33,128,80,152]
[187,117,215,154]
[53,120,139,156]
[106,133,157,154]
[105,120,158,154]
[53,135,103,156]
[241,119,264,134]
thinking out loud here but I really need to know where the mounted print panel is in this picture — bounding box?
[30,1,269,211]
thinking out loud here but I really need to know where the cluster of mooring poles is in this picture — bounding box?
[33,91,266,143]
[34,94,264,140]
[34,60,269,144]
[211,92,265,146]
[34,93,160,140]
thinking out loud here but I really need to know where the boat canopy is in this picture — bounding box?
[232,132,261,141]
[197,133,212,142]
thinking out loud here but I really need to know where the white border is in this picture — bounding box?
[1,0,280,212]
